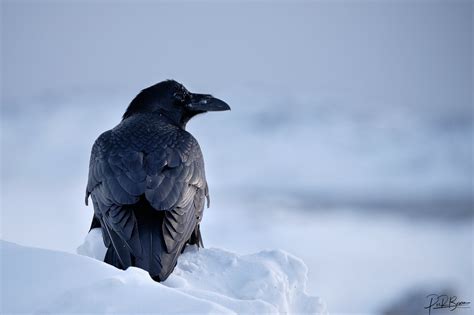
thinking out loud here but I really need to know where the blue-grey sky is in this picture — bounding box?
[2,1,472,113]
[1,1,472,251]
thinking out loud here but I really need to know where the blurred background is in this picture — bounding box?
[1,1,472,314]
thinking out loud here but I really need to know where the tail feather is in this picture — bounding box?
[94,200,202,281]
[133,208,176,280]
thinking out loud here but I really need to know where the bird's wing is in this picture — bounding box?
[86,124,208,274]
[86,129,144,260]
[142,131,208,257]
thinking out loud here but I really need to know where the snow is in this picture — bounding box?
[1,239,327,314]
[76,227,106,260]
[1,92,471,313]
[209,205,473,313]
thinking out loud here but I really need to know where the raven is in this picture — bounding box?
[85,80,230,281]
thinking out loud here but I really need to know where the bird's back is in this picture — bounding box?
[86,113,208,280]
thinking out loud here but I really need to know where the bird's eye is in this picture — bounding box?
[173,92,184,103]
[173,90,189,104]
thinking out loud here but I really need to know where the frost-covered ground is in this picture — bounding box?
[1,239,326,314]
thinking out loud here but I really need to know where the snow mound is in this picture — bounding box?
[76,227,106,260]
[166,246,325,314]
[1,239,326,314]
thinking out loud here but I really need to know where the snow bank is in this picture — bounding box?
[76,227,107,260]
[1,239,326,314]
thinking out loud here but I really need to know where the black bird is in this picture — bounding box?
[85,80,230,281]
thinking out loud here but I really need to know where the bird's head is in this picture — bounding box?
[123,80,230,128]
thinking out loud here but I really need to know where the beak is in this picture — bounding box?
[186,93,231,112]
